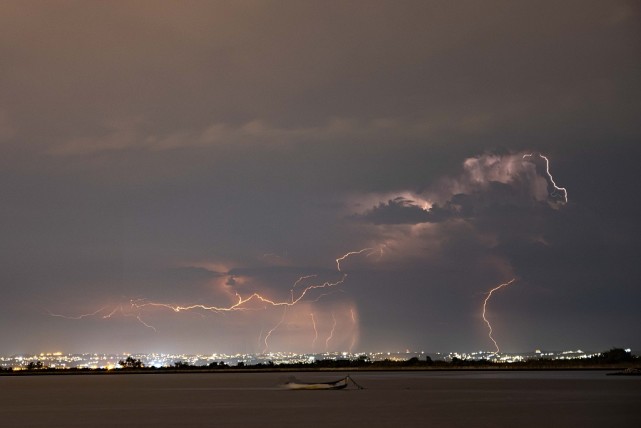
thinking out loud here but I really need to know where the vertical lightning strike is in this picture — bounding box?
[257,326,265,349]
[53,301,155,330]
[523,153,568,203]
[136,315,157,332]
[482,278,516,354]
[325,313,337,351]
[349,308,357,353]
[97,304,158,331]
[263,307,288,353]
[310,313,318,350]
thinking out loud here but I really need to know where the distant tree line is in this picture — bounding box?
[26,361,46,370]
[592,348,635,363]
[118,356,144,369]
[164,348,638,370]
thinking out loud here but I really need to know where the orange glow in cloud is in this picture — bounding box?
[49,247,380,352]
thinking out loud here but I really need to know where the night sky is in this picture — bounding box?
[1,1,640,355]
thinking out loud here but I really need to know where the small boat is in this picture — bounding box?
[606,368,641,376]
[283,375,364,390]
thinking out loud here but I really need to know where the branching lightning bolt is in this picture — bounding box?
[130,275,347,315]
[290,275,317,303]
[482,278,516,354]
[127,246,383,315]
[523,153,568,203]
[48,304,158,331]
[50,246,383,349]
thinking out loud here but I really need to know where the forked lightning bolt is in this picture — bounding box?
[130,275,347,314]
[290,275,317,303]
[49,304,158,331]
[50,247,382,343]
[482,278,516,354]
[130,247,381,316]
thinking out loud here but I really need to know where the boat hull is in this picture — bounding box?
[284,378,349,390]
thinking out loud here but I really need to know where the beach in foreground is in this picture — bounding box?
[1,371,640,427]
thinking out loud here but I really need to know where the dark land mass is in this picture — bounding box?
[2,348,639,376]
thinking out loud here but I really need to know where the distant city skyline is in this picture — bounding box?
[2,348,616,371]
[1,1,640,355]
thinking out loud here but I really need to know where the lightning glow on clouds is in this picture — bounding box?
[50,151,567,353]
[354,151,566,225]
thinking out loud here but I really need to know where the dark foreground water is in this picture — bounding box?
[1,371,640,427]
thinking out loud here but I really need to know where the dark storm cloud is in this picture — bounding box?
[355,151,568,226]
[0,1,639,354]
[1,1,638,158]
[163,266,227,281]
[346,147,641,351]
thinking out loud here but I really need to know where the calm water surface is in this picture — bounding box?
[1,371,640,427]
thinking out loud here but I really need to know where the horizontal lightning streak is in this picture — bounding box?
[49,247,382,340]
[336,247,382,271]
[48,307,107,320]
[130,275,347,314]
